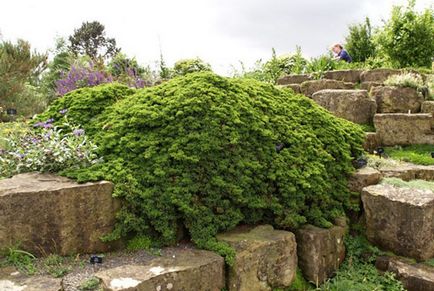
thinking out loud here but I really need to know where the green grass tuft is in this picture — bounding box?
[385,145,434,166]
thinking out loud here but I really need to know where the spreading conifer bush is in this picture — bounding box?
[36,83,135,135]
[41,72,364,262]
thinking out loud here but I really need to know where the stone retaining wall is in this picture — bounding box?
[0,173,120,255]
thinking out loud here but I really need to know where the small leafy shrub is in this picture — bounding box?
[384,72,424,90]
[385,144,434,166]
[367,154,405,170]
[375,0,434,68]
[172,58,212,76]
[382,178,434,192]
[0,245,36,275]
[127,236,153,251]
[305,55,354,79]
[43,254,71,278]
[345,17,376,63]
[0,120,99,178]
[79,277,100,291]
[48,72,364,263]
[232,47,307,84]
[320,236,404,291]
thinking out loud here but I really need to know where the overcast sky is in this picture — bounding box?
[0,0,432,74]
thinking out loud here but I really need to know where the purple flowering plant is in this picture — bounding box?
[0,115,100,178]
[55,61,146,96]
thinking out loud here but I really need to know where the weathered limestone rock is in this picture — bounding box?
[363,132,379,153]
[360,69,401,83]
[324,70,363,83]
[422,101,434,126]
[348,167,382,193]
[361,82,383,92]
[300,79,354,97]
[374,113,434,145]
[371,86,424,113]
[0,267,61,291]
[0,173,120,255]
[282,84,301,93]
[312,89,376,124]
[277,74,312,85]
[96,249,225,291]
[376,256,434,291]
[377,164,434,181]
[295,223,346,286]
[362,184,434,260]
[217,225,297,291]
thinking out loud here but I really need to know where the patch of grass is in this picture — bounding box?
[424,258,434,267]
[79,277,100,291]
[382,177,434,191]
[288,268,314,290]
[319,236,404,291]
[42,254,71,278]
[385,145,434,166]
[0,245,36,275]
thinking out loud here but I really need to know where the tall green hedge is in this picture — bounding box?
[42,72,364,262]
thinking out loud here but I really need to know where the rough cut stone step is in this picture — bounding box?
[312,89,376,124]
[217,225,297,291]
[422,101,434,127]
[371,86,424,113]
[374,113,434,146]
[0,266,61,291]
[376,256,434,291]
[362,184,434,260]
[95,249,225,291]
[360,69,401,83]
[0,173,120,256]
[378,164,434,181]
[348,167,382,193]
[295,221,346,286]
[300,79,354,97]
[277,74,312,85]
[323,69,363,83]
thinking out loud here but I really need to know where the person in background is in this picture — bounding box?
[332,44,352,63]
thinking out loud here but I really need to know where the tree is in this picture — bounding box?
[39,37,75,100]
[0,39,47,107]
[68,21,120,61]
[375,0,434,68]
[345,17,376,63]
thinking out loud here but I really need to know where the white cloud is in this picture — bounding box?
[0,0,431,75]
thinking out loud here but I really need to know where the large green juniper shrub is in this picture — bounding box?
[41,72,363,263]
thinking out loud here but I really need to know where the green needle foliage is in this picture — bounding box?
[36,83,135,135]
[41,72,363,263]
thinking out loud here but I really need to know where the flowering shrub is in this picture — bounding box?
[55,62,113,96]
[0,118,99,178]
[55,60,147,96]
[384,72,425,89]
